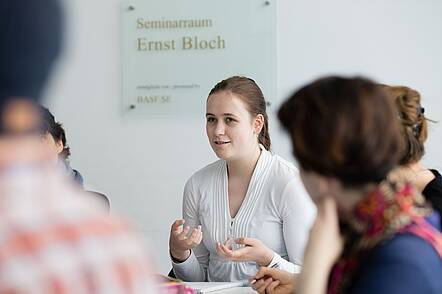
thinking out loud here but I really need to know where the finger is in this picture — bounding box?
[177,226,190,240]
[216,242,225,255]
[256,278,273,294]
[186,227,202,246]
[217,242,233,257]
[224,246,250,260]
[189,226,200,240]
[171,219,185,232]
[224,237,234,249]
[218,242,241,260]
[235,237,256,246]
[194,234,203,246]
[267,280,280,294]
[189,226,203,246]
[254,267,271,280]
[251,278,266,291]
[221,243,249,260]
[220,242,234,254]
[195,229,203,245]
[170,219,184,236]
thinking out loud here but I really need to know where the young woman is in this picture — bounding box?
[169,76,316,282]
[252,76,442,294]
[382,85,442,225]
[39,105,84,187]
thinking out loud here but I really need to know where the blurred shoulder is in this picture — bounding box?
[351,232,442,293]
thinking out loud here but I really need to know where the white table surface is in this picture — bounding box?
[208,287,256,293]
[183,281,257,293]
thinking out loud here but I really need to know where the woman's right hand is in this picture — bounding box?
[169,219,203,262]
[251,267,296,294]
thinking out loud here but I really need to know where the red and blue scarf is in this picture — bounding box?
[328,181,442,294]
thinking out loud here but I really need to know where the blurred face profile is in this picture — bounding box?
[206,91,259,161]
[0,99,50,167]
[1,98,41,135]
[299,168,324,205]
[41,133,63,163]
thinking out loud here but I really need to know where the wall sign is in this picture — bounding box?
[122,0,276,116]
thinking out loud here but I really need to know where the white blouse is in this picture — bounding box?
[172,147,316,282]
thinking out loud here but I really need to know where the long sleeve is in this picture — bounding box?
[172,178,210,281]
[276,176,316,273]
[349,234,442,294]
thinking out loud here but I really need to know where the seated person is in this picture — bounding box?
[169,76,316,282]
[39,105,84,187]
[382,85,442,228]
[0,3,148,291]
[38,106,111,212]
[86,190,111,212]
[252,76,442,294]
[0,99,157,292]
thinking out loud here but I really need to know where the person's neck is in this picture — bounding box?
[226,145,262,179]
[407,161,427,173]
[390,162,434,192]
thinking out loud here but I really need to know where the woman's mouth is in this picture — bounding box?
[214,140,231,145]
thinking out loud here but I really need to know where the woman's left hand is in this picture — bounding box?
[216,237,273,266]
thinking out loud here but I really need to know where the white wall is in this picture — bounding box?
[44,0,442,272]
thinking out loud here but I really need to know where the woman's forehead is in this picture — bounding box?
[206,92,249,116]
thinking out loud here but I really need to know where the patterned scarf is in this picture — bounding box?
[328,181,442,294]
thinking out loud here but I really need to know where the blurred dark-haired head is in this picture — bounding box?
[39,106,70,160]
[278,76,402,187]
[0,0,62,134]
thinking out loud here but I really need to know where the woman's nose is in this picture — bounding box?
[215,122,225,135]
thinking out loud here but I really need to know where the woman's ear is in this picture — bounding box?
[55,140,64,155]
[254,114,264,134]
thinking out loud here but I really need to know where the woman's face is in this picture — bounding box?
[41,133,63,163]
[206,91,262,161]
[300,168,362,217]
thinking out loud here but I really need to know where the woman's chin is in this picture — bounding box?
[213,149,233,161]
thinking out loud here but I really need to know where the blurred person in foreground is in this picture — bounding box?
[251,76,442,294]
[0,0,158,292]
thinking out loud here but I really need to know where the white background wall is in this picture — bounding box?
[44,0,442,273]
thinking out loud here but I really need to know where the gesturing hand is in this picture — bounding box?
[169,219,202,262]
[216,237,273,266]
[251,267,296,294]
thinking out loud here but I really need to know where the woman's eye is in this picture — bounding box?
[225,117,234,123]
[207,117,215,123]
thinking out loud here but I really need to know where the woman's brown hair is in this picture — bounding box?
[208,76,271,150]
[278,76,402,186]
[380,85,428,165]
